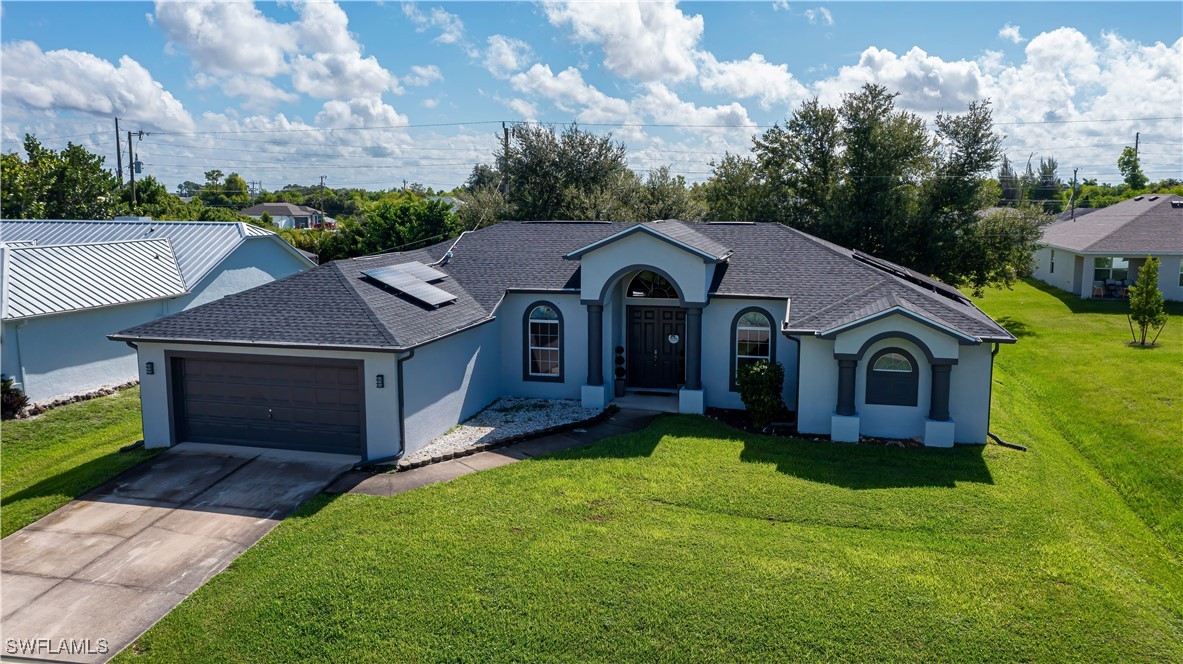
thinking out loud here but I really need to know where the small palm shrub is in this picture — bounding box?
[737,360,787,429]
[2,376,29,420]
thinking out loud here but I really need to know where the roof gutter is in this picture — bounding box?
[106,334,401,354]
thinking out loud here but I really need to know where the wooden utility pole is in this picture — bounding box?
[1134,132,1140,162]
[127,131,136,206]
[114,117,123,186]
[502,121,511,195]
[1069,168,1079,220]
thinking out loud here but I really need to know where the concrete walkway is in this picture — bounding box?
[1,444,354,663]
[328,408,659,497]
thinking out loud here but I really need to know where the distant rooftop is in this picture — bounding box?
[1041,194,1183,254]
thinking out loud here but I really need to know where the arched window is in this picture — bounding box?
[730,308,775,390]
[524,303,563,381]
[866,348,918,406]
[627,270,678,299]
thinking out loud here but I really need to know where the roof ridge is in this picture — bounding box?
[328,262,403,348]
[1084,195,1178,252]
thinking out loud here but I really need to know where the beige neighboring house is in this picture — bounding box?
[1032,194,1183,301]
[240,202,332,230]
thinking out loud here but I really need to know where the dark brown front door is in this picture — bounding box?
[627,306,686,389]
[171,354,364,455]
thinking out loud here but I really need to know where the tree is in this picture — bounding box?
[1,135,118,219]
[1035,157,1061,213]
[998,156,1020,206]
[1118,146,1148,191]
[955,204,1048,295]
[203,169,224,189]
[176,180,202,197]
[222,172,251,205]
[696,153,766,221]
[751,97,840,231]
[1127,256,1168,346]
[635,166,704,222]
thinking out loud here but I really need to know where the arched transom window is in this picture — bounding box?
[627,270,678,299]
[526,304,562,380]
[731,309,774,389]
[866,347,918,406]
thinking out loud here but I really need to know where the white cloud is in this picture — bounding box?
[154,1,294,77]
[422,98,439,109]
[483,35,533,79]
[813,46,989,111]
[773,1,790,12]
[402,3,465,45]
[633,82,752,131]
[290,51,401,99]
[315,97,409,128]
[804,7,833,26]
[403,65,443,87]
[0,40,195,130]
[509,64,632,123]
[505,97,539,121]
[543,0,704,82]
[699,53,809,111]
[998,23,1024,44]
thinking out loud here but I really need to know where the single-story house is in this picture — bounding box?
[239,202,332,230]
[1032,194,1183,301]
[1,219,315,403]
[111,220,1015,461]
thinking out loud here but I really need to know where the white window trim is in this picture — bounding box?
[527,316,560,377]
[873,353,913,373]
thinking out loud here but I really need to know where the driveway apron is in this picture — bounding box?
[0,444,354,663]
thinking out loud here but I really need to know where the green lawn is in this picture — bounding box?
[1,387,159,537]
[123,281,1182,663]
[973,279,1183,557]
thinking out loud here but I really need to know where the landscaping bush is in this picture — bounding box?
[2,376,29,420]
[736,360,787,429]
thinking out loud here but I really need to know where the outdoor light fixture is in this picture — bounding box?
[145,361,154,375]
[376,374,385,388]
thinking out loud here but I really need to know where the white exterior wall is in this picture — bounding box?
[134,342,401,459]
[248,214,296,229]
[1078,253,1182,301]
[794,313,994,444]
[578,231,713,304]
[402,321,502,455]
[1032,246,1079,295]
[1,239,309,403]
[700,297,796,410]
[498,292,586,400]
[1154,255,1183,301]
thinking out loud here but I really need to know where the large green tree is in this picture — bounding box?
[1117,146,1149,191]
[1,135,119,219]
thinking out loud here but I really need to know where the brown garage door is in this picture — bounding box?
[172,354,364,455]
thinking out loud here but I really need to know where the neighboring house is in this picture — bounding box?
[1032,194,1183,301]
[0,219,315,403]
[113,220,1015,461]
[239,202,332,230]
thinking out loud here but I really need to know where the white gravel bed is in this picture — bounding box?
[404,397,601,463]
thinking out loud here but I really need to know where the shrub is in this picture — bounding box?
[2,376,29,420]
[736,360,787,429]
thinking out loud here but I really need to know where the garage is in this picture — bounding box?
[169,353,365,455]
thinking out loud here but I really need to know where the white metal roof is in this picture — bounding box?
[1,239,187,320]
[0,220,278,289]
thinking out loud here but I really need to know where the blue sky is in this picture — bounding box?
[2,1,1180,190]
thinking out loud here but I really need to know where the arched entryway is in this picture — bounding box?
[624,271,686,390]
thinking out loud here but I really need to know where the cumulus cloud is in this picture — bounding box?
[773,1,790,12]
[998,23,1024,44]
[290,51,401,99]
[154,1,293,77]
[403,65,443,87]
[0,40,195,130]
[633,82,752,130]
[813,45,989,111]
[402,2,466,44]
[699,53,809,111]
[543,0,704,82]
[504,97,539,121]
[483,35,533,79]
[804,7,833,26]
[509,64,632,123]
[315,97,410,128]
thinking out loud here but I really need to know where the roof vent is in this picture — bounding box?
[1171,201,1183,208]
[1148,195,1159,201]
[1134,195,1144,201]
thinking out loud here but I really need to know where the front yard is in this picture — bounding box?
[120,283,1182,662]
[1,387,158,537]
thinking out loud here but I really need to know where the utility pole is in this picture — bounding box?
[501,121,511,195]
[1134,131,1140,162]
[127,130,136,207]
[114,117,123,186]
[318,175,327,213]
[1069,168,1079,220]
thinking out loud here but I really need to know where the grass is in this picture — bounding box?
[1,387,159,537]
[122,278,1183,663]
[973,279,1183,557]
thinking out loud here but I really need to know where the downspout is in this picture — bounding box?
[986,342,999,441]
[354,349,414,469]
[782,331,802,424]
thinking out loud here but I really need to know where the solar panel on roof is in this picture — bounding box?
[362,265,457,308]
[393,261,448,282]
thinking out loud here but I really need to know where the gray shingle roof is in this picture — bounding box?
[2,239,186,320]
[0,219,303,288]
[113,221,1013,350]
[1041,194,1183,253]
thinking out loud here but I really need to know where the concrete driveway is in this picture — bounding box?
[1,443,354,663]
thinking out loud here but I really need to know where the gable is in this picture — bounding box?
[574,230,715,304]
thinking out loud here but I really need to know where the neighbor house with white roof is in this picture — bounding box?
[0,219,314,404]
